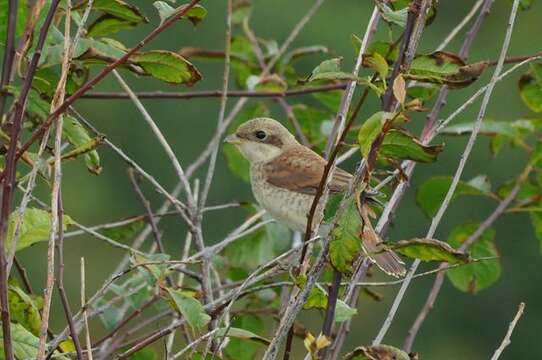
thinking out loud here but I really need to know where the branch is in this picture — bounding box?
[0,1,61,358]
[403,163,529,352]
[0,0,19,119]
[490,302,526,360]
[81,83,348,100]
[10,0,203,168]
[372,0,521,346]
[38,3,72,356]
[80,258,93,360]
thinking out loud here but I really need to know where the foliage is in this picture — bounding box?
[0,0,540,359]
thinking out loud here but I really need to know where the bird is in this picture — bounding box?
[224,117,405,277]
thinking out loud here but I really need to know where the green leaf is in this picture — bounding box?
[5,208,74,253]
[153,2,207,26]
[330,196,362,274]
[218,327,270,345]
[446,223,501,294]
[362,53,389,80]
[165,288,210,329]
[380,129,443,163]
[517,0,535,10]
[334,300,357,322]
[130,50,202,85]
[0,323,39,360]
[95,299,123,330]
[85,0,147,23]
[345,345,410,360]
[530,212,542,254]
[304,286,327,310]
[386,238,471,264]
[63,116,103,174]
[416,176,494,217]
[303,285,357,322]
[366,41,399,63]
[380,4,408,27]
[407,85,438,101]
[101,219,145,242]
[519,63,542,112]
[225,315,266,360]
[223,103,270,181]
[408,52,487,88]
[8,285,42,335]
[305,58,357,82]
[247,74,287,92]
[128,348,157,360]
[87,15,139,37]
[0,0,28,45]
[5,86,50,120]
[131,252,170,282]
[357,111,395,158]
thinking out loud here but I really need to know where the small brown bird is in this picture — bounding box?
[225,117,405,277]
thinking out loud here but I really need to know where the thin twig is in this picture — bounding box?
[0,1,60,357]
[490,302,526,360]
[403,162,531,352]
[37,2,71,356]
[372,0,521,345]
[81,258,93,360]
[10,0,203,168]
[0,0,19,120]
[113,70,195,208]
[436,0,484,51]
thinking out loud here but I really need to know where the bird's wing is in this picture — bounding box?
[263,146,352,195]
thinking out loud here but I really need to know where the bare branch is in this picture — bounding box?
[490,302,526,360]
[372,0,521,345]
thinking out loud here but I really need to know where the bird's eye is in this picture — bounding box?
[254,130,267,140]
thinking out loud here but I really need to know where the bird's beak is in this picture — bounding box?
[224,134,242,145]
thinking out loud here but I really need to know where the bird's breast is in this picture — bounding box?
[250,164,314,233]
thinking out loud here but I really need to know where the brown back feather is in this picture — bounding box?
[263,146,352,194]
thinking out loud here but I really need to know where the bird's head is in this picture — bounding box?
[224,117,297,163]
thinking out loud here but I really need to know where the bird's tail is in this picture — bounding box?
[361,227,406,278]
[357,199,406,278]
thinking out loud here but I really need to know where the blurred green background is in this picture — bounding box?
[15,0,542,358]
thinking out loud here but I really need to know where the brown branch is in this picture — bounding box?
[0,1,61,359]
[80,83,348,100]
[55,194,84,359]
[0,0,19,120]
[381,0,422,111]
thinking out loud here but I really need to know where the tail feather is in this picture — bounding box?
[357,200,406,278]
[361,228,406,278]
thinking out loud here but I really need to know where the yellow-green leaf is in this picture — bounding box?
[519,63,542,113]
[5,208,74,253]
[381,129,443,163]
[386,238,471,264]
[130,50,202,85]
[330,196,362,274]
[165,288,210,329]
[87,14,138,37]
[357,111,395,158]
[446,223,501,294]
